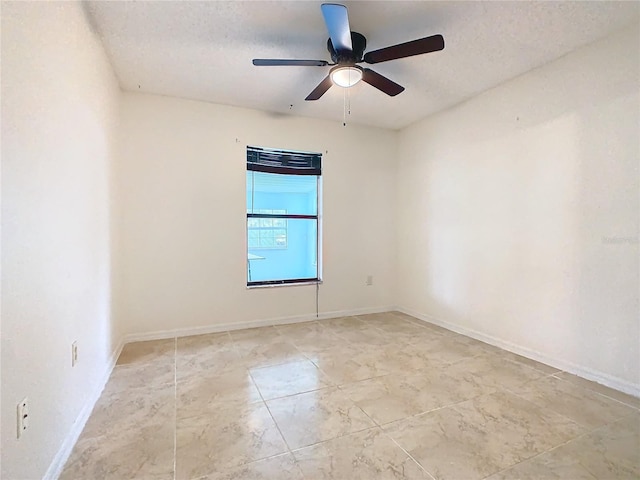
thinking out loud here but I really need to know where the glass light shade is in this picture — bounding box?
[330,66,363,88]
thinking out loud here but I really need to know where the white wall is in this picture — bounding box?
[1,5,637,477]
[397,24,640,394]
[115,93,397,337]
[1,2,121,479]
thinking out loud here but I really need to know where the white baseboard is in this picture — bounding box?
[123,306,395,343]
[43,338,125,480]
[397,306,640,398]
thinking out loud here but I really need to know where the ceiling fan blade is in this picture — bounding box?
[362,68,404,96]
[363,34,444,64]
[253,59,329,67]
[305,75,333,101]
[321,3,352,52]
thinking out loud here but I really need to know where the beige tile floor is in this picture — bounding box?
[60,312,640,480]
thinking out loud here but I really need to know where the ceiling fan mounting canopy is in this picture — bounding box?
[328,31,367,64]
[252,3,445,101]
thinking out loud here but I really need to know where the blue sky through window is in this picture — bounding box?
[246,171,318,283]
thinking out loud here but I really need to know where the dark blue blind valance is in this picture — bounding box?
[247,146,321,175]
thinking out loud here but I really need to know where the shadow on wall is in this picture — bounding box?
[403,24,639,385]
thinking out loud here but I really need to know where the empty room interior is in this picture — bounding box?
[2,1,639,479]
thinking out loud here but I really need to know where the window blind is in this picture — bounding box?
[247,146,321,176]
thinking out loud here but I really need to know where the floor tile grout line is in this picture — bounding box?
[281,319,393,397]
[355,312,455,338]
[187,451,299,480]
[499,369,565,390]
[184,369,489,426]
[365,390,499,430]
[495,384,627,468]
[477,414,606,480]
[260,383,336,403]
[502,381,632,433]
[500,384,592,428]
[347,391,384,428]
[287,424,381,455]
[245,344,389,458]
[256,384,340,403]
[549,372,640,410]
[368,378,633,480]
[321,315,450,347]
[231,337,302,373]
[491,354,562,378]
[382,382,623,480]
[248,369,295,455]
[247,357,314,371]
[386,434,437,480]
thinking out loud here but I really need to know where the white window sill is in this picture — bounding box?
[246,280,322,289]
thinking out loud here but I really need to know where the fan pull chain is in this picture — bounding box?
[343,87,347,127]
[342,71,353,127]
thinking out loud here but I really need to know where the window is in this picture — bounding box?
[246,146,321,286]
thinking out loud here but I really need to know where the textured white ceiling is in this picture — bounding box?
[86,1,639,130]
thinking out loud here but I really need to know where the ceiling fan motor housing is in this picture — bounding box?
[328,31,367,64]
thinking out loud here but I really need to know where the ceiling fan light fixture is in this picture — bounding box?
[330,65,363,88]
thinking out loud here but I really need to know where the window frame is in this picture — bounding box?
[246,149,322,288]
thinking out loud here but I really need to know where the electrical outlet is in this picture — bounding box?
[366,275,373,286]
[71,341,78,367]
[17,398,28,439]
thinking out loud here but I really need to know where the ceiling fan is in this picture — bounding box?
[252,3,444,101]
